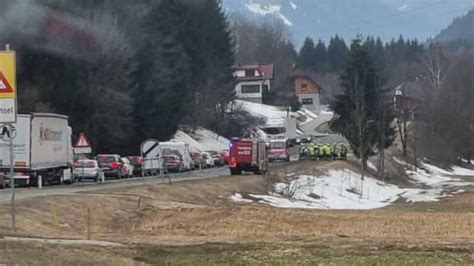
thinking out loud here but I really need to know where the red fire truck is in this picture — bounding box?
[229,138,268,175]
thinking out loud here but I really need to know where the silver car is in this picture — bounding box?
[74,160,104,182]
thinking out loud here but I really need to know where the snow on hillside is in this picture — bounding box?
[393,157,474,187]
[234,169,461,210]
[451,166,474,176]
[171,128,230,152]
[231,164,474,210]
[244,1,293,26]
[235,100,294,121]
[289,1,297,10]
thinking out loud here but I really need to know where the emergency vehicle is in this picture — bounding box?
[229,138,268,175]
[268,138,290,162]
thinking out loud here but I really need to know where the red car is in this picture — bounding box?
[163,155,185,172]
[220,150,230,165]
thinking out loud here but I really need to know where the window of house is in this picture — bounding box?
[301,83,308,91]
[245,69,255,77]
[241,85,260,94]
[301,98,313,105]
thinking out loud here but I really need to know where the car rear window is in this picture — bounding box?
[97,156,117,166]
[76,161,96,168]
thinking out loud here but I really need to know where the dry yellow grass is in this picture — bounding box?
[0,161,473,250]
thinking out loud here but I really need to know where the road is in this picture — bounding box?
[0,166,230,204]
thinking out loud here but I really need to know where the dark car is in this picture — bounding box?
[163,154,184,172]
[127,156,144,176]
[206,150,224,166]
[97,154,126,179]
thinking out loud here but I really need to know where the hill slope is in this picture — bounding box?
[436,9,474,43]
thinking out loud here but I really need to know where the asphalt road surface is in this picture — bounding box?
[0,166,230,204]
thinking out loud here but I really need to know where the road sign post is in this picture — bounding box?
[0,45,17,231]
[8,125,15,231]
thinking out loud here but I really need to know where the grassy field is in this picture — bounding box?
[0,160,473,265]
[135,242,474,266]
[2,240,474,265]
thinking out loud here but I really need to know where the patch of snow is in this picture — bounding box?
[393,157,462,187]
[172,128,229,153]
[244,1,292,26]
[230,193,253,203]
[450,166,474,176]
[302,109,318,119]
[235,100,295,122]
[320,110,334,115]
[401,189,444,203]
[278,14,293,26]
[245,2,281,16]
[405,168,453,187]
[290,1,297,10]
[244,167,474,210]
[367,161,377,171]
[421,162,453,176]
[452,189,465,195]
[251,170,407,210]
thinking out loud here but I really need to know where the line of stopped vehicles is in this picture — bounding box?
[0,113,347,188]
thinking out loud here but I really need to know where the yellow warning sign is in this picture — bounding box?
[0,50,17,123]
[0,52,16,99]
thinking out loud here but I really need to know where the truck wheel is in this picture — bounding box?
[230,168,241,175]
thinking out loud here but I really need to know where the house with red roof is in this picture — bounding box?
[233,63,274,104]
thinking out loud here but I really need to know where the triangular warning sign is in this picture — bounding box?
[0,71,13,93]
[75,133,91,147]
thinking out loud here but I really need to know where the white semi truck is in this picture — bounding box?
[0,113,74,187]
[263,117,297,141]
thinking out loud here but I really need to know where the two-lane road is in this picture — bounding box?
[0,166,230,204]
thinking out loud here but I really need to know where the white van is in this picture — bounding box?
[158,141,193,171]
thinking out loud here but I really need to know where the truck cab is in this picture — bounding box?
[268,138,290,162]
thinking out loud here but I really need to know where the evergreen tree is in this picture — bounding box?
[330,38,395,173]
[178,0,236,135]
[134,0,192,142]
[314,39,328,72]
[298,37,316,70]
[327,35,349,73]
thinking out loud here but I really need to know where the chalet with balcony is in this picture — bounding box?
[233,64,274,104]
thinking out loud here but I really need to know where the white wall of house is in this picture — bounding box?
[234,69,261,78]
[235,80,270,103]
[298,93,320,111]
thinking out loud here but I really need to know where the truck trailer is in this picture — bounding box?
[0,113,74,187]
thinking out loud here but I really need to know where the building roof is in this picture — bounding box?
[234,63,274,81]
[290,68,321,90]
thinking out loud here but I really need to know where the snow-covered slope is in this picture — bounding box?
[231,166,473,210]
[171,128,230,152]
[235,99,294,121]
